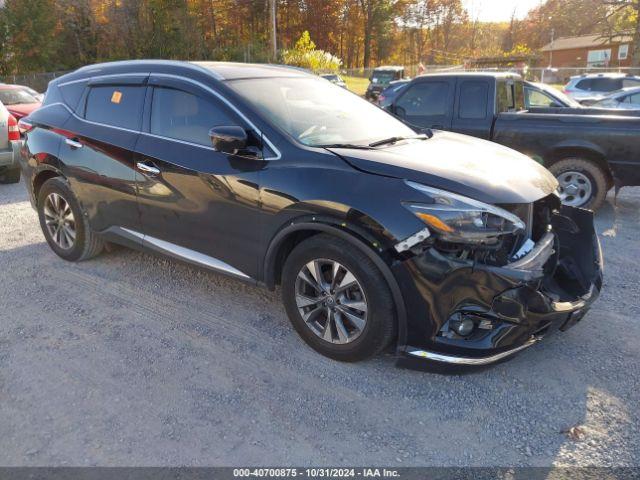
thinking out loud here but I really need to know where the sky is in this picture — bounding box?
[463,0,544,22]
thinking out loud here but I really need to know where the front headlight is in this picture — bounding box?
[404,181,525,245]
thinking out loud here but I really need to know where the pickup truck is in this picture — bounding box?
[384,72,640,210]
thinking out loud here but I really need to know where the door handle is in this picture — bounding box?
[65,138,83,149]
[136,161,160,176]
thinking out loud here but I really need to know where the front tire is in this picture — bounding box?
[281,234,396,362]
[549,158,608,210]
[37,177,104,261]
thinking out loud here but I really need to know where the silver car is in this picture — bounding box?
[563,73,640,103]
[0,99,20,184]
[591,86,640,109]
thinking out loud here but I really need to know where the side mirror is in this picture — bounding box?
[209,126,248,155]
[550,102,562,108]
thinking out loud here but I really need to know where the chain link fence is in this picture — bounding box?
[0,71,70,93]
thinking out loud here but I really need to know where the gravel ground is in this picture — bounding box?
[0,180,639,467]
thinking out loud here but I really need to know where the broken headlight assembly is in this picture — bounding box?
[403,181,526,246]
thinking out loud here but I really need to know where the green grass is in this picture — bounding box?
[344,75,369,96]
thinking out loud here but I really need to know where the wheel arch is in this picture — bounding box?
[33,166,66,204]
[263,220,408,352]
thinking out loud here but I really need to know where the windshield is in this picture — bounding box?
[539,84,581,108]
[0,89,39,105]
[228,76,415,147]
[371,71,398,85]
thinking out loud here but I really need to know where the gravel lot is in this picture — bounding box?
[1,180,639,467]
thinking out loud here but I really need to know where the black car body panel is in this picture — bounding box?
[18,61,603,368]
[386,72,640,189]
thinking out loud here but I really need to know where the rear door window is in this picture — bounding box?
[85,86,145,130]
[458,81,488,119]
[583,78,622,92]
[150,87,237,146]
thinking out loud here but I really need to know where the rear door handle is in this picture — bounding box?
[65,138,83,149]
[136,161,160,176]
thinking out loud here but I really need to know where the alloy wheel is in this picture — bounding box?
[43,192,76,250]
[557,171,593,207]
[295,259,368,344]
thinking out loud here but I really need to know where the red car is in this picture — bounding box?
[0,85,41,120]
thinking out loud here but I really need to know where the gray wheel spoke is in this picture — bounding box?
[296,294,322,308]
[302,306,323,323]
[334,312,350,343]
[337,306,366,331]
[63,224,76,241]
[298,269,321,291]
[340,298,367,313]
[322,311,334,342]
[335,271,357,294]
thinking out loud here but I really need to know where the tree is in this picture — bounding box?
[601,0,640,66]
[1,0,59,74]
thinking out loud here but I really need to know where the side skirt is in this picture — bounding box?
[101,226,255,284]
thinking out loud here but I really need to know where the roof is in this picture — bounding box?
[416,71,522,80]
[61,60,313,84]
[372,66,404,71]
[541,33,634,52]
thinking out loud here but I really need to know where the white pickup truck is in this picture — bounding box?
[0,100,20,184]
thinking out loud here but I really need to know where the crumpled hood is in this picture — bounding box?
[328,130,558,204]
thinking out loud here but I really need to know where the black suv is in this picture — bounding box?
[18,61,603,368]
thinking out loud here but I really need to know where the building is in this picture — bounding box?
[540,33,634,68]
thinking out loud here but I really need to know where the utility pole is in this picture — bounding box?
[549,28,555,68]
[270,0,277,61]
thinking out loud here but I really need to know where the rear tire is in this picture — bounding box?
[549,158,608,211]
[37,177,104,262]
[0,167,20,184]
[281,234,396,362]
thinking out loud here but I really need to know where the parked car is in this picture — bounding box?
[0,100,21,184]
[385,72,640,210]
[377,79,410,108]
[589,86,640,110]
[365,66,405,101]
[0,85,41,120]
[524,81,582,108]
[19,61,602,369]
[10,84,44,102]
[563,73,640,103]
[320,73,347,88]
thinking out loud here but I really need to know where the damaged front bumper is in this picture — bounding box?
[393,205,603,368]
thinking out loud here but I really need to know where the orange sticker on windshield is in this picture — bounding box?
[111,91,122,104]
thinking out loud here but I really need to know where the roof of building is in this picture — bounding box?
[541,33,633,52]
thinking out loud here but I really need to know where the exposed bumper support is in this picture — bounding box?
[406,336,541,365]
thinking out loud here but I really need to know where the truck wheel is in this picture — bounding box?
[37,177,104,262]
[281,234,396,362]
[0,167,20,184]
[549,158,608,211]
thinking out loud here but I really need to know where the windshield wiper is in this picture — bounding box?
[316,143,375,150]
[368,134,430,148]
